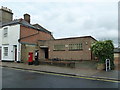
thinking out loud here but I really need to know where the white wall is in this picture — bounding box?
[1,24,21,61]
[0,27,2,46]
[2,25,20,45]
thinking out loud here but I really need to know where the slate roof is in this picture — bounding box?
[0,19,51,34]
[32,24,51,33]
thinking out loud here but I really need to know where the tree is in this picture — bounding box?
[91,40,114,69]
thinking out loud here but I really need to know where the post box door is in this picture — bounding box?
[28,52,33,62]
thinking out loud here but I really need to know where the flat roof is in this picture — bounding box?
[54,36,97,41]
[38,36,97,42]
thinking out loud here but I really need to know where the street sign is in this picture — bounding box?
[105,59,111,71]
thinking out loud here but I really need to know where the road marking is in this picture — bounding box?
[3,67,120,83]
[29,70,120,83]
[27,69,120,83]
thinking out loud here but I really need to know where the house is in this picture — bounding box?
[38,36,97,61]
[0,6,53,62]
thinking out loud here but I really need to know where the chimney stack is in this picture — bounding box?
[24,13,30,23]
[0,6,13,23]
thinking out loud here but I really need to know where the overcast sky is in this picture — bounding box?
[1,0,118,47]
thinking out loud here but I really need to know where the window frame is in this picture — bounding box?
[68,43,82,51]
[53,45,65,51]
[3,27,8,38]
[4,47,8,56]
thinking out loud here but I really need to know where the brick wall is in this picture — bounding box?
[38,36,96,61]
[20,25,53,62]
[20,25,53,44]
[114,53,120,70]
[114,53,120,64]
[21,44,37,63]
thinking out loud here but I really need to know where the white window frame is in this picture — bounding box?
[4,47,8,56]
[3,27,8,38]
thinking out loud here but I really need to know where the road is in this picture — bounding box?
[1,67,119,88]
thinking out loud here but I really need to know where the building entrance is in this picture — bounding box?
[40,46,49,59]
[14,45,17,61]
[44,48,48,59]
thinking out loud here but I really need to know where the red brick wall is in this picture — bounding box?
[114,53,120,64]
[114,53,120,70]
[39,37,96,61]
[20,25,53,44]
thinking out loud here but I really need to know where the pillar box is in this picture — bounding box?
[28,52,33,65]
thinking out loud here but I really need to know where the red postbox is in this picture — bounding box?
[28,52,33,65]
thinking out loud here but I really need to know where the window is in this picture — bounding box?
[54,45,65,51]
[4,47,8,56]
[69,43,82,50]
[3,28,8,38]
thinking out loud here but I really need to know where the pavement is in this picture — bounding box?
[0,61,120,81]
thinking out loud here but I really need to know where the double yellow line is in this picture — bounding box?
[5,67,120,83]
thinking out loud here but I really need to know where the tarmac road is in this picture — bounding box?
[2,67,119,88]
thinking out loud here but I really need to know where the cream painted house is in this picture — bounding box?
[0,24,21,61]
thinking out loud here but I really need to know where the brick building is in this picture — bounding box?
[38,36,97,61]
[0,6,53,62]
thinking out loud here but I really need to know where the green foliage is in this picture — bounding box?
[91,40,114,69]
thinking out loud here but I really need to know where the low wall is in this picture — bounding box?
[75,61,98,69]
[39,60,98,69]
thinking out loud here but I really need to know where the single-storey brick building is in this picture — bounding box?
[38,36,97,61]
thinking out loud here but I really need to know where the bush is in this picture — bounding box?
[91,40,114,70]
